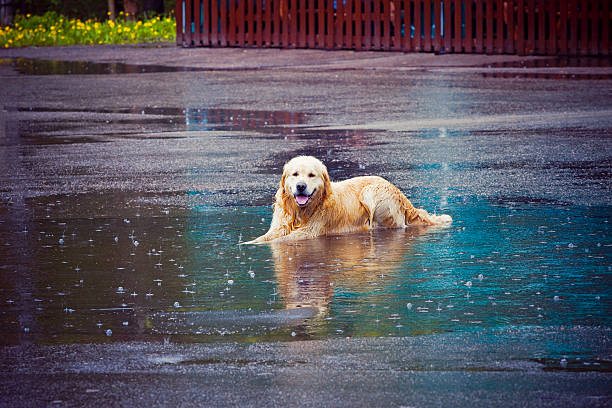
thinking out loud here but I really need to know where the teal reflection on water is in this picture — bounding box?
[179,197,610,339]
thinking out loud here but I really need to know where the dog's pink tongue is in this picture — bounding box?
[295,195,309,205]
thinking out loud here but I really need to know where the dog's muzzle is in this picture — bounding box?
[294,182,315,207]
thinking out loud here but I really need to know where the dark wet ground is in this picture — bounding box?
[0,46,611,406]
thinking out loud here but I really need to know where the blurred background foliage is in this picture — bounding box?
[3,0,176,23]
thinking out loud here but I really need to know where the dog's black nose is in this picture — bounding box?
[296,182,307,193]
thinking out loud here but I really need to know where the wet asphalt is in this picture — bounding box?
[0,45,611,407]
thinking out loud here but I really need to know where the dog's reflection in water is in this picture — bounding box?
[270,227,428,315]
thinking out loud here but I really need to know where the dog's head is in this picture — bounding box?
[278,156,331,213]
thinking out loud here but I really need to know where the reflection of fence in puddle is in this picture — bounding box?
[0,58,204,75]
[185,108,307,135]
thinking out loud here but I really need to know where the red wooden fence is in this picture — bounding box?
[176,1,611,56]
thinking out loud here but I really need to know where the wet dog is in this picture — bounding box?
[244,156,451,243]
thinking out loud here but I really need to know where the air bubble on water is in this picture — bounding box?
[248,271,255,278]
[122,321,129,326]
[406,303,413,310]
[105,329,112,336]
[58,238,64,245]
[465,281,472,288]
[560,358,567,368]
[477,274,484,280]
[291,332,296,337]
[117,286,125,293]
[568,243,575,248]
[227,279,234,285]
[553,295,560,301]
[173,301,180,308]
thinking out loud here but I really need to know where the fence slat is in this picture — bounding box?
[176,0,183,45]
[569,0,578,55]
[364,0,371,49]
[254,0,261,46]
[546,0,556,55]
[474,0,482,52]
[423,0,432,51]
[443,0,452,52]
[203,0,211,45]
[559,0,567,54]
[324,0,331,48]
[579,0,588,56]
[603,0,610,55]
[298,0,305,47]
[192,0,201,46]
[463,0,471,53]
[308,0,316,47]
[433,0,442,52]
[381,0,390,49]
[535,0,544,54]
[219,0,227,46]
[590,0,598,55]
[185,0,193,46]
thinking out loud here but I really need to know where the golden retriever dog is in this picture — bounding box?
[244,156,451,244]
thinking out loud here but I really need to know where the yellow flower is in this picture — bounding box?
[26,13,31,18]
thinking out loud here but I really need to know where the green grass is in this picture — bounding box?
[1,11,176,48]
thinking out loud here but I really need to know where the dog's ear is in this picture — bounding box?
[319,162,331,201]
[276,166,296,218]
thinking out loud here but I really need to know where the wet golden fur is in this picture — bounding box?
[245,156,451,244]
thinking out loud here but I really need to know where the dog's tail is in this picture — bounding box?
[402,195,452,226]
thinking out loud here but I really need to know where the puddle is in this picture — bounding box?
[480,72,612,80]
[485,57,612,69]
[1,106,323,145]
[0,192,609,345]
[0,58,206,75]
[478,57,612,80]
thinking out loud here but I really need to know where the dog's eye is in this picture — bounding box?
[308,173,315,178]
[292,172,298,177]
